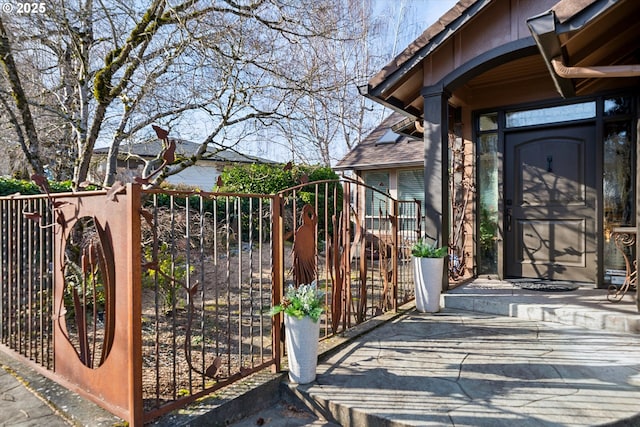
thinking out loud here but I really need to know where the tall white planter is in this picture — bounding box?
[413,257,444,313]
[284,314,320,384]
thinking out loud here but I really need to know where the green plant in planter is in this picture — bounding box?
[411,239,448,258]
[270,282,325,322]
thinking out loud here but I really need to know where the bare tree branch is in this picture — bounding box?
[0,17,45,175]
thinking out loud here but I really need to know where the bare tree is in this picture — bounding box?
[259,0,435,166]
[254,0,385,166]
[0,0,346,188]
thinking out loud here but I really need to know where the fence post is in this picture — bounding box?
[127,183,144,426]
[271,194,284,372]
[391,200,399,311]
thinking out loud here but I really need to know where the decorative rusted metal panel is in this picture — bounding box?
[292,204,318,286]
[51,185,143,424]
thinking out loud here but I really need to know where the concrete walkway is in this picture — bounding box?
[232,281,640,427]
[291,309,640,426]
[0,348,123,426]
[0,362,71,427]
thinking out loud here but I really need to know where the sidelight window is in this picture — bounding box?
[477,120,499,275]
[603,99,635,285]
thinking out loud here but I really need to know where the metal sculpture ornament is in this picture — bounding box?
[292,204,318,287]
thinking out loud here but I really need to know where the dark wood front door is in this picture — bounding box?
[504,125,596,282]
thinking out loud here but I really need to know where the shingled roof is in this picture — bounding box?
[334,113,423,171]
[94,139,274,164]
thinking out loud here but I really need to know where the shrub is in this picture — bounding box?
[0,177,73,196]
[218,163,342,239]
[217,163,338,194]
[142,242,194,313]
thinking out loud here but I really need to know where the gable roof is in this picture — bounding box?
[335,113,423,171]
[366,0,482,117]
[94,139,274,164]
[367,0,639,112]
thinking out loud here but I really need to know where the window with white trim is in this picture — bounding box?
[363,171,390,231]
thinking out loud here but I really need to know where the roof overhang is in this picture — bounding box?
[363,0,491,117]
[334,161,424,172]
[365,0,640,115]
[527,0,640,98]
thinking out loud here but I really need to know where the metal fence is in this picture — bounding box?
[139,188,277,420]
[0,195,54,369]
[0,180,421,425]
[275,178,422,337]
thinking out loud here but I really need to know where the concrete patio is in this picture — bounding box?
[226,279,640,427]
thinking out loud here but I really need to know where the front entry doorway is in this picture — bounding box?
[504,124,596,282]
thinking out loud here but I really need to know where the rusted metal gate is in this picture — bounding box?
[0,184,278,425]
[0,187,144,422]
[138,186,278,422]
[273,177,422,338]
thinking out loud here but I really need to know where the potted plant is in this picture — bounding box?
[270,282,325,384]
[411,239,447,313]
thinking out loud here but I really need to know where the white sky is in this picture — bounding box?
[375,0,458,54]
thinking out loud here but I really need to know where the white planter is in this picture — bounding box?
[284,314,320,384]
[413,257,444,313]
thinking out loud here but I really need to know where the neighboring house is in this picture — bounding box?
[92,139,274,190]
[364,0,640,288]
[335,112,425,240]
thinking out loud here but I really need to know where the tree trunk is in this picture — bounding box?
[0,17,44,176]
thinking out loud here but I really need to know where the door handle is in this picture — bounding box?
[505,208,512,232]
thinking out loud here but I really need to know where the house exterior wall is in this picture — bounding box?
[423,0,557,88]
[164,165,222,191]
[370,0,639,287]
[90,156,225,190]
[420,1,608,283]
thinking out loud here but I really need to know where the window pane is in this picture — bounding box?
[479,113,498,131]
[604,97,632,116]
[398,169,424,235]
[398,169,424,205]
[363,171,390,217]
[506,102,595,128]
[478,133,499,274]
[377,128,400,144]
[603,121,635,285]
